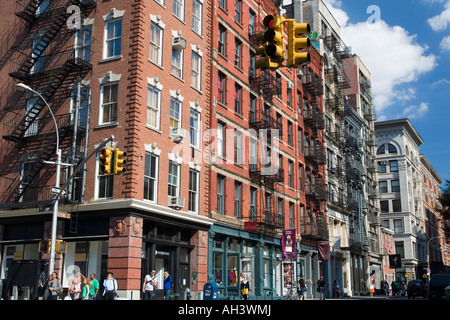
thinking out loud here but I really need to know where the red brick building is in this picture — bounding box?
[207,0,327,299]
[0,0,213,300]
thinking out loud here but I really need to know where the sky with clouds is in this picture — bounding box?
[321,0,450,183]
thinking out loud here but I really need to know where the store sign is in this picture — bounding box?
[155,250,170,257]
[282,229,296,260]
[244,221,257,232]
[389,254,402,269]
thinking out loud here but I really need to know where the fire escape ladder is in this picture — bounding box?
[4,57,83,142]
[4,122,72,204]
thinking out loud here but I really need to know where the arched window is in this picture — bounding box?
[387,143,397,154]
[377,144,385,155]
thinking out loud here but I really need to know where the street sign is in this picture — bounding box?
[50,186,66,196]
[57,212,71,219]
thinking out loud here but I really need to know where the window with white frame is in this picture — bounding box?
[190,109,200,148]
[168,161,180,197]
[217,121,225,157]
[191,51,201,90]
[150,22,163,65]
[147,84,161,130]
[188,169,199,213]
[192,0,202,35]
[144,152,158,202]
[104,19,122,59]
[154,0,164,6]
[171,48,183,78]
[173,0,185,21]
[75,25,92,62]
[234,129,243,164]
[170,97,182,129]
[100,82,118,124]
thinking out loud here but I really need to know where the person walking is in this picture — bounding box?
[316,275,326,300]
[102,272,118,300]
[89,273,99,300]
[68,272,82,300]
[163,271,172,300]
[332,280,340,298]
[143,270,158,300]
[240,274,249,300]
[297,275,310,300]
[81,275,91,300]
[45,272,62,300]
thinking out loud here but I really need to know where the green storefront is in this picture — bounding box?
[207,224,288,300]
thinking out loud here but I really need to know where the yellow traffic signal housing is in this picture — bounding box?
[287,20,311,67]
[263,15,285,64]
[113,148,127,175]
[56,240,67,254]
[99,147,113,175]
[39,240,50,253]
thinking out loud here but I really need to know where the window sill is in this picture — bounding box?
[145,124,162,134]
[99,55,123,63]
[95,122,119,129]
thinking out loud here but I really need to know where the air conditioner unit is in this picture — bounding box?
[170,127,186,142]
[168,196,185,210]
[172,36,186,50]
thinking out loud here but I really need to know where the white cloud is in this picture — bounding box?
[427,0,450,31]
[322,0,349,27]
[440,35,450,50]
[399,102,430,119]
[323,1,438,120]
[432,78,450,86]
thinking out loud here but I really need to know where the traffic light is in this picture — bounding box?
[286,20,311,67]
[99,147,113,175]
[39,240,50,253]
[113,148,127,175]
[263,15,286,64]
[56,240,67,254]
[254,15,285,71]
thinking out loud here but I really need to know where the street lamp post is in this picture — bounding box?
[426,235,443,280]
[17,83,62,276]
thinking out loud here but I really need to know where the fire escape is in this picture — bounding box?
[0,0,96,209]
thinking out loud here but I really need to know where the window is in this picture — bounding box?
[154,0,164,5]
[100,83,118,124]
[378,161,386,173]
[276,73,282,98]
[218,72,226,104]
[147,85,161,129]
[394,220,404,234]
[189,169,199,213]
[249,94,256,122]
[36,0,50,15]
[234,130,242,164]
[144,153,158,202]
[249,50,256,78]
[173,0,185,21]
[249,10,255,34]
[235,0,242,24]
[234,38,242,68]
[217,122,225,157]
[75,26,92,62]
[150,22,163,65]
[392,199,402,212]
[250,187,257,220]
[249,138,257,171]
[287,88,292,108]
[217,175,225,214]
[388,143,398,154]
[219,0,226,10]
[170,97,182,129]
[171,48,183,78]
[104,19,122,58]
[234,83,242,114]
[389,160,398,172]
[298,164,303,190]
[265,193,272,221]
[288,160,294,188]
[218,25,226,56]
[190,109,200,148]
[191,51,202,90]
[298,127,303,152]
[377,144,385,155]
[380,200,389,213]
[192,0,202,35]
[395,241,405,258]
[234,181,242,218]
[391,180,400,192]
[287,121,293,146]
[379,181,388,193]
[168,161,180,197]
[289,202,294,229]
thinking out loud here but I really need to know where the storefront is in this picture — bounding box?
[208,224,286,300]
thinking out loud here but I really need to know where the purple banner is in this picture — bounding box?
[282,229,296,260]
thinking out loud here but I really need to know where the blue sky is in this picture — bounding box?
[323,0,450,185]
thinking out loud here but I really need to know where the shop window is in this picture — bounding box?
[213,252,223,285]
[227,255,239,287]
